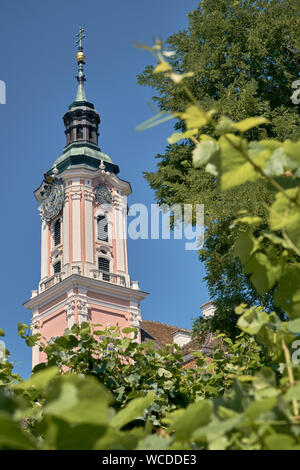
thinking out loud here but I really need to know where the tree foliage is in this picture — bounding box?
[137,0,300,337]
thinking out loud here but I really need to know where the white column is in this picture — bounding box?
[71,191,82,263]
[78,287,89,324]
[63,195,70,267]
[41,222,48,280]
[66,289,76,328]
[129,297,142,343]
[84,190,94,266]
[114,195,127,273]
[31,307,39,369]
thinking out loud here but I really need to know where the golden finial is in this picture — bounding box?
[76,51,85,63]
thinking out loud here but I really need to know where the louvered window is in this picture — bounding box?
[54,261,61,273]
[54,219,61,246]
[77,125,83,139]
[98,257,110,281]
[97,215,108,242]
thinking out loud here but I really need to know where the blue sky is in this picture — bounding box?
[0,0,208,378]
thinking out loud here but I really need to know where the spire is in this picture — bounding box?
[75,27,87,102]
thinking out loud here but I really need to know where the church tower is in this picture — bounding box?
[24,29,148,368]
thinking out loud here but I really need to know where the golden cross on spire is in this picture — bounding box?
[76,27,85,50]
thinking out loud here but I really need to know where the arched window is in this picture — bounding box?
[97,215,108,242]
[89,127,93,140]
[54,219,61,246]
[76,125,83,140]
[54,261,61,274]
[98,257,110,281]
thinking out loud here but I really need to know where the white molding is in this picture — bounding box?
[59,167,132,196]
[24,274,148,311]
[33,298,68,322]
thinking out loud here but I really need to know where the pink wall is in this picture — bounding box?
[90,305,129,328]
[39,308,67,363]
[87,290,130,307]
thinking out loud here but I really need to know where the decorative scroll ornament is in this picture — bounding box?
[94,184,112,206]
[38,178,64,222]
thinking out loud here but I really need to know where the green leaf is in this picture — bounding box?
[259,140,282,151]
[192,140,219,169]
[244,252,284,294]
[158,368,172,378]
[269,188,300,250]
[180,105,207,129]
[136,111,174,131]
[253,367,277,390]
[245,397,277,419]
[237,307,270,335]
[264,434,300,450]
[0,413,35,449]
[215,116,235,135]
[168,71,194,83]
[13,366,59,391]
[287,319,300,333]
[54,334,78,349]
[218,134,271,190]
[122,327,138,334]
[283,140,300,165]
[94,427,138,450]
[168,129,198,144]
[205,162,218,176]
[234,116,269,133]
[52,421,108,450]
[168,400,212,441]
[120,338,131,349]
[110,392,154,430]
[234,231,259,265]
[209,436,228,450]
[44,375,112,426]
[263,232,292,250]
[234,216,263,227]
[154,61,172,73]
[284,383,300,402]
[0,329,4,337]
[192,415,242,443]
[264,147,300,177]
[137,434,170,450]
[274,265,300,318]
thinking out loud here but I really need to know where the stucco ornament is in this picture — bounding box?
[94,184,112,205]
[38,179,64,222]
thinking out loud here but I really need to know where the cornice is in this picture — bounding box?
[23,274,148,310]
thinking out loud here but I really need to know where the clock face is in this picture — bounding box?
[94,184,112,205]
[38,179,64,222]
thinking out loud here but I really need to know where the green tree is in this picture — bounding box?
[137,0,300,337]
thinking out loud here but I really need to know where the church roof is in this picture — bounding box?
[140,319,221,362]
[140,319,191,349]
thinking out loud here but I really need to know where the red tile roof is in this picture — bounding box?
[140,320,191,349]
[140,320,221,364]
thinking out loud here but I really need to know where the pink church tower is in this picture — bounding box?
[24,29,148,368]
